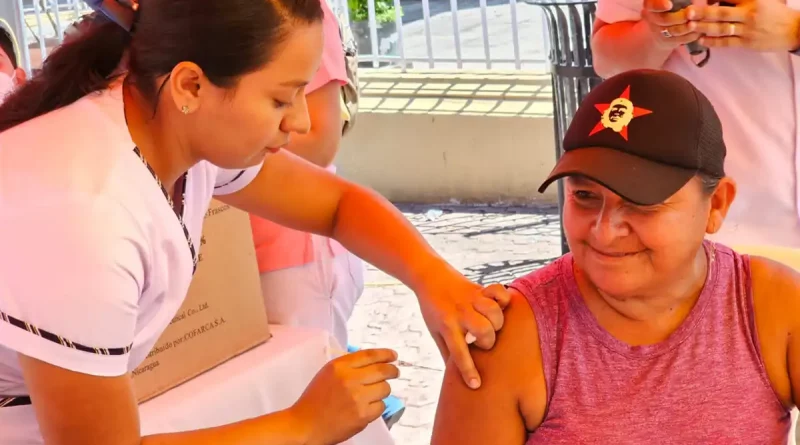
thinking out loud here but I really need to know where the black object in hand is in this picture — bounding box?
[670,0,707,56]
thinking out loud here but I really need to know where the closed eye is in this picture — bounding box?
[573,190,597,200]
[627,202,662,213]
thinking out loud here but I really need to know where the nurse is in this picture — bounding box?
[0,0,508,444]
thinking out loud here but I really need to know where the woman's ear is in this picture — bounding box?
[168,62,205,115]
[706,177,736,234]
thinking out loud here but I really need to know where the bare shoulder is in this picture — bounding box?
[478,289,542,362]
[747,255,800,408]
[431,290,547,445]
[749,255,800,315]
[492,289,549,429]
[468,289,544,388]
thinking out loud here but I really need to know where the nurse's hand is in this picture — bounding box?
[417,272,511,390]
[290,348,400,445]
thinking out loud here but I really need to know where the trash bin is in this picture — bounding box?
[526,0,601,254]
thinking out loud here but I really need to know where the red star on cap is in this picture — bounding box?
[588,86,652,141]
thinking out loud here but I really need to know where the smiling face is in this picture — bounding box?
[176,22,324,170]
[562,175,731,298]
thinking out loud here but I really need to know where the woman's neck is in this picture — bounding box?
[575,246,709,344]
[123,79,196,193]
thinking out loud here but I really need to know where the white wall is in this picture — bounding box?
[336,69,559,204]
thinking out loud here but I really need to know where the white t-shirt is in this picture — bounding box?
[0,86,262,439]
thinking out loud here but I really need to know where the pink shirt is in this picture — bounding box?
[250,0,348,273]
[511,243,792,443]
[597,1,800,248]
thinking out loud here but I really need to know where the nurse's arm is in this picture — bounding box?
[218,149,445,293]
[218,150,514,389]
[431,290,547,445]
[18,354,313,445]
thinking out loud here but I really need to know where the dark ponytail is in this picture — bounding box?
[0,0,323,134]
[0,19,129,132]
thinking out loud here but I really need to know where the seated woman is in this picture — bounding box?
[432,69,799,444]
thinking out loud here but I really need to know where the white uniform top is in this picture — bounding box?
[0,86,262,438]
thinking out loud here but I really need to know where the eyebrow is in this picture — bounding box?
[567,176,593,186]
[280,80,309,88]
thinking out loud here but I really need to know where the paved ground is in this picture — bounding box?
[347,203,561,445]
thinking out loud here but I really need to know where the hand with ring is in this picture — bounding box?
[691,0,800,51]
[641,0,703,49]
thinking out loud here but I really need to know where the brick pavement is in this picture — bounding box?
[347,203,561,445]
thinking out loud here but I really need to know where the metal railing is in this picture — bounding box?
[329,0,550,70]
[11,0,550,73]
[9,0,91,74]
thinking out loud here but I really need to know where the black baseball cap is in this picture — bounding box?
[538,69,726,205]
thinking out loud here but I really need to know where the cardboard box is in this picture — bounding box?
[132,200,271,403]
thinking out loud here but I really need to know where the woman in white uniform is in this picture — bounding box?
[0,0,509,444]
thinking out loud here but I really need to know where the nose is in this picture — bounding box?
[591,202,630,245]
[281,94,312,136]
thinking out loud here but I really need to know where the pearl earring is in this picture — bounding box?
[181,105,190,115]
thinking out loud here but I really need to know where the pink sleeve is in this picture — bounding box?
[306,0,348,94]
[596,0,644,23]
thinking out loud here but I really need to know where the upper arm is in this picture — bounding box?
[283,81,345,167]
[593,18,610,36]
[431,291,547,445]
[0,197,146,444]
[20,355,141,445]
[748,256,800,409]
[595,0,644,23]
[0,197,143,375]
[217,150,350,237]
[305,81,344,144]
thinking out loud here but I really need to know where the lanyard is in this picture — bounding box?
[133,147,198,274]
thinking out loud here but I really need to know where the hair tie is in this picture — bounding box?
[85,0,140,33]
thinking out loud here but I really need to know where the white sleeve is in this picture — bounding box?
[0,197,146,377]
[213,164,263,196]
[596,0,643,23]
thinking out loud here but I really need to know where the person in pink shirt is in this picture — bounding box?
[432,69,799,445]
[591,0,800,248]
[250,0,358,350]
[249,2,408,426]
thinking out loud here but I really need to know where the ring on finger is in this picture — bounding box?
[728,23,736,36]
[661,28,673,38]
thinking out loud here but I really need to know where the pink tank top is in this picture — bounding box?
[510,242,792,444]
